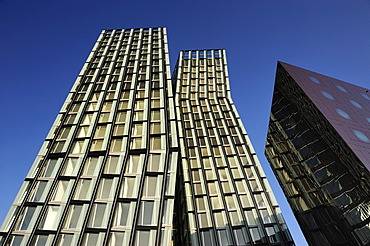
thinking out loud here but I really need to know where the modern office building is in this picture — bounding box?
[173,50,294,246]
[0,28,295,246]
[265,62,370,246]
[0,27,179,246]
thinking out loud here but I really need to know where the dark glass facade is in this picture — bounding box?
[265,62,370,246]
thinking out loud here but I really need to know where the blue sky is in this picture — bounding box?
[1,0,370,245]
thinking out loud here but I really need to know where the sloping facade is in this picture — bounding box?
[265,62,370,246]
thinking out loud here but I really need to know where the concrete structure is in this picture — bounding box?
[265,62,370,246]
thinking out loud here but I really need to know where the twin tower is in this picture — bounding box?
[1,27,369,246]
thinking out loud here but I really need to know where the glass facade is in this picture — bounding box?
[265,62,370,246]
[174,50,294,246]
[0,27,178,246]
[0,30,295,246]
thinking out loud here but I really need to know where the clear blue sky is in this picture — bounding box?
[1,1,370,245]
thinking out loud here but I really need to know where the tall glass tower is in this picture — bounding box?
[173,50,294,246]
[0,29,295,246]
[0,27,179,246]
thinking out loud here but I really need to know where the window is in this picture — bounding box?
[150,122,161,134]
[82,232,105,246]
[74,179,93,200]
[96,178,115,200]
[31,235,53,246]
[90,139,104,151]
[116,111,127,123]
[71,140,84,154]
[196,197,206,212]
[151,89,160,98]
[29,181,48,202]
[90,92,100,102]
[249,227,264,244]
[113,202,131,227]
[15,206,37,231]
[143,176,162,197]
[132,123,143,136]
[147,153,163,172]
[94,125,107,138]
[51,141,65,153]
[321,91,335,100]
[226,195,236,210]
[260,209,273,224]
[104,156,120,174]
[134,111,144,121]
[211,196,222,210]
[65,114,76,124]
[214,211,225,228]
[40,159,58,177]
[61,158,79,176]
[63,205,84,229]
[151,99,160,108]
[102,102,113,111]
[87,102,97,111]
[108,232,126,246]
[198,213,209,228]
[82,157,99,176]
[51,180,71,202]
[135,100,145,110]
[130,137,142,149]
[120,177,137,198]
[125,155,143,174]
[99,113,110,123]
[134,230,153,246]
[76,126,89,138]
[88,203,109,228]
[70,103,81,113]
[118,101,129,110]
[253,194,265,208]
[137,201,158,226]
[234,228,249,245]
[58,127,72,139]
[110,139,123,152]
[151,110,161,121]
[57,234,75,246]
[81,114,93,125]
[113,125,125,136]
[335,108,351,119]
[150,136,162,150]
[245,209,257,225]
[201,230,215,246]
[217,229,232,246]
[39,205,62,230]
[352,129,370,143]
[361,93,370,100]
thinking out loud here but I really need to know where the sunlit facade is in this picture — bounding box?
[265,62,370,246]
[0,27,178,246]
[0,29,296,246]
[174,50,294,246]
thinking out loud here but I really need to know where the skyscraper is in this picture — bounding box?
[173,50,294,246]
[265,62,370,246]
[0,27,178,246]
[0,29,294,246]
